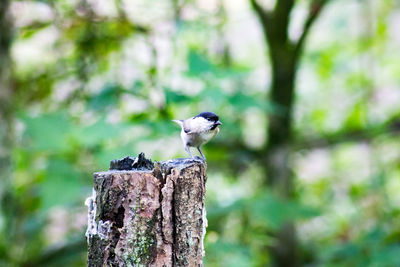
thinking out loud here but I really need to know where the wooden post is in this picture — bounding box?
[86,153,207,267]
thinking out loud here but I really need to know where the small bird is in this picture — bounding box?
[173,112,222,161]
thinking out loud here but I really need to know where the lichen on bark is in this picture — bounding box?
[86,155,207,267]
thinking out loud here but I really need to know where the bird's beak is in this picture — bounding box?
[215,121,222,126]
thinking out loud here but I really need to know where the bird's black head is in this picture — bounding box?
[195,112,221,130]
[195,112,219,122]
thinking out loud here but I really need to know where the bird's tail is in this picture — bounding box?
[172,120,183,127]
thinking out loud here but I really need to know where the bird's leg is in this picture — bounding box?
[197,147,206,161]
[185,146,195,159]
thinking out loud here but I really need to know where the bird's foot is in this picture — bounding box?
[191,156,205,163]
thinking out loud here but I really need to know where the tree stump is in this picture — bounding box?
[86,153,207,267]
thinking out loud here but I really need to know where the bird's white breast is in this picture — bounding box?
[181,127,219,147]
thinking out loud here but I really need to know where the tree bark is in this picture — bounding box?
[86,154,207,267]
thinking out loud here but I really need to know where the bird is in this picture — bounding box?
[173,112,222,161]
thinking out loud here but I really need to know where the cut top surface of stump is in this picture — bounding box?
[109,152,155,171]
[105,152,206,175]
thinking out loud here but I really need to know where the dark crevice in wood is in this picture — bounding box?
[171,178,177,267]
[115,205,125,228]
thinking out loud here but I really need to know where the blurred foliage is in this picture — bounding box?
[1,0,400,266]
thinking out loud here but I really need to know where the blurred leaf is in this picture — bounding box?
[313,46,340,80]
[187,50,214,75]
[207,199,246,219]
[369,245,400,267]
[140,119,178,139]
[88,83,123,111]
[320,242,361,265]
[40,159,88,209]
[65,19,136,59]
[73,118,129,148]
[20,22,52,39]
[345,72,372,90]
[250,194,320,229]
[214,65,250,79]
[349,183,367,199]
[205,241,251,267]
[229,92,275,113]
[16,72,54,104]
[165,88,191,104]
[22,112,71,152]
[345,102,367,130]
[25,236,86,267]
[310,108,328,130]
[197,87,227,107]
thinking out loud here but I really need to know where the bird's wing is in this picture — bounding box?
[184,117,213,134]
[182,120,193,134]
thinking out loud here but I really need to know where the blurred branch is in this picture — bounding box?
[217,0,232,66]
[274,0,295,42]
[249,0,270,23]
[19,21,52,32]
[294,0,331,56]
[294,118,400,150]
[215,118,400,164]
[250,0,295,46]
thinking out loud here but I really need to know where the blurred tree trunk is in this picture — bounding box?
[0,3,19,262]
[0,0,14,215]
[0,0,13,181]
[87,157,207,267]
[250,0,330,266]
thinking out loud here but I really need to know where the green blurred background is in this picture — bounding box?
[1,0,400,266]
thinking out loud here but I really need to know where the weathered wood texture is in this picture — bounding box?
[86,154,207,267]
